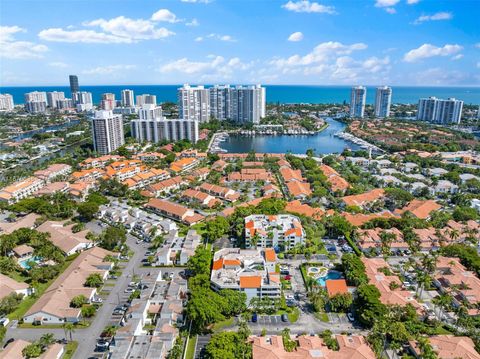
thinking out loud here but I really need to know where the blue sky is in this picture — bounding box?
[0,0,479,86]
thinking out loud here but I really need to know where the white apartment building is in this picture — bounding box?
[374,86,392,118]
[101,93,116,110]
[47,91,65,108]
[211,248,280,303]
[73,91,93,111]
[91,110,125,155]
[0,94,14,111]
[350,86,366,118]
[245,214,305,251]
[56,98,74,109]
[209,85,232,120]
[230,85,266,124]
[136,94,157,107]
[417,97,464,124]
[178,85,210,123]
[0,177,45,204]
[121,89,135,107]
[131,105,199,143]
[24,91,47,113]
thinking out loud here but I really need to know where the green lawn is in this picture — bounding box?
[211,317,235,331]
[18,321,90,329]
[314,312,329,322]
[185,335,197,359]
[63,341,79,359]
[287,308,300,323]
[8,255,79,321]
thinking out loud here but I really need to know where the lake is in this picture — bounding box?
[220,118,359,155]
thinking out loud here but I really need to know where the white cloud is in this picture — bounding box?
[48,61,68,68]
[39,28,133,43]
[186,18,199,26]
[475,43,480,49]
[375,0,400,13]
[407,0,420,4]
[194,36,204,42]
[451,54,463,60]
[151,9,181,23]
[288,32,304,42]
[40,14,175,44]
[282,1,336,14]
[404,43,463,62]
[196,33,236,42]
[0,26,48,59]
[82,64,136,75]
[85,16,174,40]
[414,12,452,24]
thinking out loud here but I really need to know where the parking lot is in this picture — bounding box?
[327,313,350,324]
[251,314,289,326]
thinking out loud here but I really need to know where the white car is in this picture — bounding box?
[124,288,135,293]
[0,318,10,327]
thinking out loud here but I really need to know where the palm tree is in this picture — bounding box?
[39,333,55,347]
[63,322,75,342]
[448,228,460,242]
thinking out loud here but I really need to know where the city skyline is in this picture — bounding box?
[1,0,479,86]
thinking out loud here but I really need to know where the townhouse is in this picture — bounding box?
[148,176,187,196]
[0,213,39,235]
[71,168,105,182]
[320,164,350,193]
[285,200,324,220]
[211,248,281,302]
[123,168,170,190]
[155,229,202,266]
[245,214,305,250]
[133,152,165,162]
[0,273,31,300]
[23,247,116,324]
[34,163,72,182]
[227,168,274,183]
[145,198,204,225]
[342,188,385,209]
[0,177,45,204]
[357,228,408,254]
[199,182,240,202]
[36,220,93,255]
[394,199,441,219]
[181,189,221,208]
[408,335,480,359]
[279,167,313,199]
[169,157,199,173]
[80,155,124,169]
[0,339,64,359]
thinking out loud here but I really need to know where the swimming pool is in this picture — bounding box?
[18,257,41,270]
[316,270,343,287]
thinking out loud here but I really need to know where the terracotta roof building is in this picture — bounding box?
[409,335,480,359]
[342,189,385,208]
[145,198,204,225]
[394,199,442,219]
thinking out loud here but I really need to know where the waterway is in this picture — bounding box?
[10,120,81,141]
[220,118,360,154]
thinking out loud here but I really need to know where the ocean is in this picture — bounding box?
[1,85,479,105]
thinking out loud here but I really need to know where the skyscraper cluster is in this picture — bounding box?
[349,86,392,119]
[417,97,463,124]
[178,84,266,124]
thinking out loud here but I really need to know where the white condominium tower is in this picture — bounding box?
[230,85,265,124]
[47,91,65,108]
[101,93,116,110]
[91,110,125,155]
[417,97,464,124]
[24,91,47,113]
[350,86,366,118]
[131,104,199,143]
[136,94,157,107]
[121,89,135,107]
[0,94,14,111]
[73,91,93,111]
[209,85,232,120]
[178,85,210,123]
[374,86,392,118]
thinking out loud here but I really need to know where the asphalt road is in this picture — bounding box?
[5,231,150,359]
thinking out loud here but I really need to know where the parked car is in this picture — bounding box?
[96,340,109,352]
[281,314,288,322]
[124,287,135,293]
[0,318,10,327]
[91,297,103,304]
[252,313,258,323]
[108,275,118,280]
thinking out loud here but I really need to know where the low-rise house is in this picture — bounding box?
[145,199,204,225]
[285,200,324,220]
[148,176,187,196]
[342,188,385,209]
[320,164,350,193]
[403,162,418,173]
[0,213,40,234]
[12,244,34,262]
[0,273,30,300]
[357,228,408,254]
[35,181,70,196]
[426,168,449,177]
[394,199,441,219]
[181,189,220,208]
[68,180,95,200]
[409,181,428,194]
[286,181,312,199]
[123,168,169,190]
[374,175,406,187]
[71,168,105,182]
[408,335,480,359]
[212,159,228,172]
[169,157,199,173]
[460,173,480,184]
[372,159,392,168]
[262,184,282,198]
[37,221,93,255]
[0,339,64,359]
[211,248,280,302]
[430,180,459,195]
[227,168,274,183]
[251,334,376,359]
[342,211,395,227]
[23,247,116,324]
[80,155,124,169]
[199,182,240,202]
[434,256,480,316]
[245,214,305,250]
[279,167,304,183]
[187,167,210,182]
[346,156,370,168]
[133,152,165,162]
[155,230,201,266]
[362,258,423,312]
[0,177,45,204]
[34,164,72,183]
